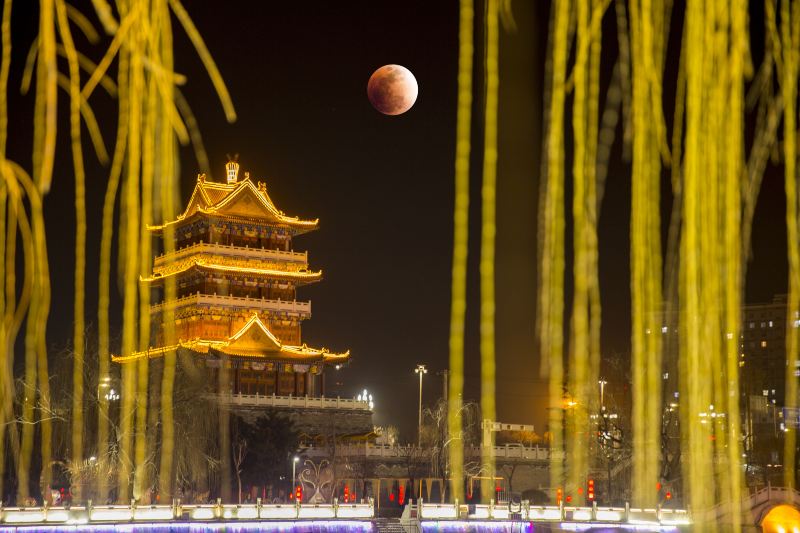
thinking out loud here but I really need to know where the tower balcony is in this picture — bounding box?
[153,241,308,269]
[150,291,311,317]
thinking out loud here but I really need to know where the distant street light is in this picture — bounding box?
[599,378,608,409]
[415,364,428,446]
[292,456,299,490]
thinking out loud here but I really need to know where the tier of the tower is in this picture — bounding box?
[144,165,321,348]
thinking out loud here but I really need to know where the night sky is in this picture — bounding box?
[4,1,790,439]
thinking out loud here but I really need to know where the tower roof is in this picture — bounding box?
[112,313,349,364]
[141,257,323,285]
[148,172,319,234]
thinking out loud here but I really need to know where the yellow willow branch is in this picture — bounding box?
[568,0,591,504]
[133,58,157,501]
[0,0,11,155]
[479,0,498,501]
[97,45,128,503]
[118,11,145,501]
[56,45,118,97]
[55,0,87,495]
[33,0,57,193]
[158,0,178,498]
[782,0,800,491]
[20,37,38,96]
[90,0,118,34]
[448,0,473,504]
[80,2,139,101]
[55,73,109,165]
[541,0,569,496]
[65,3,99,43]
[167,0,236,123]
[174,87,210,177]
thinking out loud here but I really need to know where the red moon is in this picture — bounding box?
[367,65,418,115]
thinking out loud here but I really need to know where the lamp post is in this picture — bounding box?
[415,364,427,446]
[598,378,608,409]
[292,456,299,492]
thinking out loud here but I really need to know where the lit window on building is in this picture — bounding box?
[761,340,767,348]
[769,320,774,328]
[761,322,766,328]
[750,322,755,329]
[661,326,668,333]
[763,390,769,396]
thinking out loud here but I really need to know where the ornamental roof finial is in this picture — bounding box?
[225,154,240,184]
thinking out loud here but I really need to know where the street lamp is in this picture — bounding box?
[357,389,374,410]
[292,456,299,491]
[415,364,427,446]
[598,378,608,409]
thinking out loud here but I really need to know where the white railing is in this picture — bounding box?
[410,500,690,525]
[705,485,800,522]
[302,443,556,461]
[154,242,307,267]
[208,393,372,411]
[150,292,311,315]
[0,500,374,525]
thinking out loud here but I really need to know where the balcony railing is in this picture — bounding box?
[150,292,311,315]
[207,393,372,411]
[154,242,307,267]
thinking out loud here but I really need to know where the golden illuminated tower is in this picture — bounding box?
[113,159,349,397]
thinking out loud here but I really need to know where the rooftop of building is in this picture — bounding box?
[148,160,319,234]
[112,312,349,365]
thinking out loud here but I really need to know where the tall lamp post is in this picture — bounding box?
[415,364,427,446]
[292,456,299,492]
[598,378,608,409]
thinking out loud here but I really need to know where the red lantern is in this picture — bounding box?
[344,485,349,502]
[665,491,672,500]
[588,479,595,501]
[398,484,406,505]
[389,492,395,502]
[295,485,302,502]
[556,487,563,505]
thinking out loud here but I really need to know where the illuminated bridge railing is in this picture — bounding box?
[411,501,691,527]
[0,501,374,525]
[208,393,372,411]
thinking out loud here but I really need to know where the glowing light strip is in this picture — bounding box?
[0,520,374,532]
[143,257,322,282]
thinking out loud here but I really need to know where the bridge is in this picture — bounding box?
[703,485,800,530]
[0,499,691,531]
